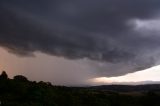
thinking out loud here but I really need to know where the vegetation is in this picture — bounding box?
[0,71,160,106]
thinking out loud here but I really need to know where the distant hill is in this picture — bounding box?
[90,84,160,92]
[1,71,160,106]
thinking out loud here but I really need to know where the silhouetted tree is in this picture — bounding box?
[0,71,8,80]
[13,75,28,82]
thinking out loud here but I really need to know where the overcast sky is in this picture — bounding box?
[1,0,160,85]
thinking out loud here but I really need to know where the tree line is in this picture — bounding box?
[0,71,160,106]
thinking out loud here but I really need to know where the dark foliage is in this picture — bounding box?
[13,75,28,82]
[0,71,160,106]
[0,71,8,80]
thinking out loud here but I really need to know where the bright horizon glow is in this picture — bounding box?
[90,65,160,85]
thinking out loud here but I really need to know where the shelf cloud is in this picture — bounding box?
[1,0,160,77]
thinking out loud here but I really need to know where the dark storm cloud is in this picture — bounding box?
[1,0,160,76]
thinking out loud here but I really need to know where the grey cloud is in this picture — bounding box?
[0,0,160,76]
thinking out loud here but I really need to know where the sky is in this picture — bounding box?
[1,0,160,85]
